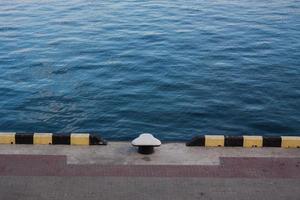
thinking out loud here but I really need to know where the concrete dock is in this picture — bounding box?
[0,142,300,199]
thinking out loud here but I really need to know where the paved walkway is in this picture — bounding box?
[0,143,300,200]
[0,142,299,165]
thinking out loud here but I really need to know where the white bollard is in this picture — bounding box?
[131,133,161,154]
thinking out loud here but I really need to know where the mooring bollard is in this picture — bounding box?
[131,133,161,154]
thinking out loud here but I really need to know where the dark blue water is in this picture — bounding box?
[0,0,300,140]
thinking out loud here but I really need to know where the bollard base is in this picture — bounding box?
[138,146,154,154]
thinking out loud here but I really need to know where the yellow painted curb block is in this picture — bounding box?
[243,136,263,148]
[0,132,16,144]
[205,135,224,147]
[71,133,90,145]
[34,133,52,145]
[281,136,300,148]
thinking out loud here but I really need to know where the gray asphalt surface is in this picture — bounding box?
[1,177,300,200]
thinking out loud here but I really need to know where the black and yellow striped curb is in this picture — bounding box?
[186,135,300,148]
[0,132,107,145]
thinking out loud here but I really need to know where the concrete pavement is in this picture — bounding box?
[0,142,300,200]
[0,142,299,165]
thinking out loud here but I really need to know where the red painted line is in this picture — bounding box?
[0,154,299,178]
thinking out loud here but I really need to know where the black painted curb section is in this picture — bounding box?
[225,136,243,147]
[186,136,205,146]
[263,136,282,147]
[15,133,33,144]
[52,134,70,145]
[89,135,107,145]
